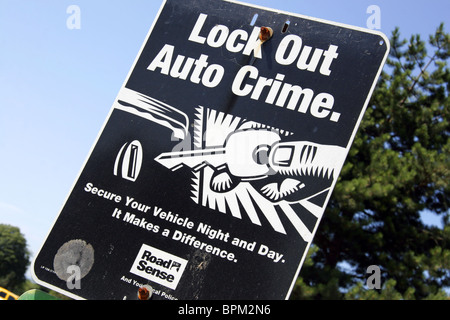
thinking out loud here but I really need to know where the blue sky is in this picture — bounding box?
[0,0,449,278]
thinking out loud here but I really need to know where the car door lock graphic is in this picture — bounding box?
[114,88,347,242]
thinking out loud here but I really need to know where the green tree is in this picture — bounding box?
[0,224,31,293]
[292,24,450,300]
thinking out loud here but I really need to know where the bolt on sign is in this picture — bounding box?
[32,0,389,300]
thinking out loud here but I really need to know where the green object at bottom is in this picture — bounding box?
[18,289,60,300]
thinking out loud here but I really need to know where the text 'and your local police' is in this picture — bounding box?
[84,182,285,263]
[147,13,341,123]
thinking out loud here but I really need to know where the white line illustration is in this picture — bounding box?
[115,87,189,140]
[114,88,347,242]
[113,140,143,182]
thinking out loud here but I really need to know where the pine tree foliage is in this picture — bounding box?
[291,24,450,300]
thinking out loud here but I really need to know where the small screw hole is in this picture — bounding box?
[250,13,258,26]
[282,20,290,33]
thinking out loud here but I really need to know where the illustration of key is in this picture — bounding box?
[155,128,348,183]
[155,129,281,180]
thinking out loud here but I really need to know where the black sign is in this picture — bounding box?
[32,0,389,300]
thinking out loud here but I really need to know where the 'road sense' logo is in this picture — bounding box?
[130,244,187,290]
